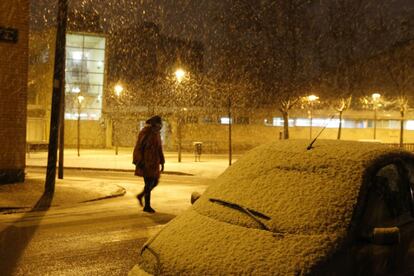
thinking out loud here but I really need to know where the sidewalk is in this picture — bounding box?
[0,172,126,213]
[0,148,236,213]
[26,148,236,178]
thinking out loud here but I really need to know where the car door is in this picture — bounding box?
[353,160,414,275]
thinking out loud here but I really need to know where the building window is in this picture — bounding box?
[406,120,414,130]
[220,117,232,125]
[203,116,215,124]
[65,33,106,120]
[272,117,294,127]
[235,117,250,124]
[186,116,198,124]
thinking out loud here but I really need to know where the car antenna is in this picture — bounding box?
[307,114,336,150]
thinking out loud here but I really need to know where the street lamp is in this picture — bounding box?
[114,84,124,155]
[306,94,319,140]
[77,95,84,157]
[372,93,381,140]
[175,68,186,83]
[114,84,123,97]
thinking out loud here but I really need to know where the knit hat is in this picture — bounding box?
[146,115,162,126]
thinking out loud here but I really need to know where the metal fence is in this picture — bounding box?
[384,143,414,152]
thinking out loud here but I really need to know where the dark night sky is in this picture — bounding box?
[32,0,414,45]
[31,0,413,78]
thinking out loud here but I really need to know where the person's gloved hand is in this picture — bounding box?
[160,164,164,172]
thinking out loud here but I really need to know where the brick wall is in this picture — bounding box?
[0,0,29,183]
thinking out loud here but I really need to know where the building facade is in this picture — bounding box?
[26,8,414,155]
[0,0,29,183]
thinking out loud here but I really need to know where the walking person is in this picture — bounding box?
[133,115,165,213]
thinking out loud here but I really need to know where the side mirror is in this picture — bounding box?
[371,227,400,245]
[191,192,201,205]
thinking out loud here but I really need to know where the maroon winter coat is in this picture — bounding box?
[133,125,165,178]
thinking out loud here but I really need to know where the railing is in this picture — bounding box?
[26,141,49,153]
[384,143,414,152]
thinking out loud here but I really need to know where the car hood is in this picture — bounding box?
[137,209,341,275]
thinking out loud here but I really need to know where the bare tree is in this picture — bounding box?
[258,0,317,139]
[334,95,352,140]
[383,39,413,147]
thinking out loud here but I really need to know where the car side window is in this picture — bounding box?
[360,161,414,232]
[376,163,412,219]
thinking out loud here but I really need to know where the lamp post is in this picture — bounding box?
[45,0,68,193]
[372,93,381,140]
[307,94,319,140]
[77,95,84,157]
[114,84,123,155]
[228,96,232,166]
[174,68,186,162]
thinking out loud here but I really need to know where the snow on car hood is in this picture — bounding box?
[138,209,339,275]
[136,140,413,275]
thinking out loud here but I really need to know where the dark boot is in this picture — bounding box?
[136,192,144,207]
[143,192,155,213]
[143,206,155,213]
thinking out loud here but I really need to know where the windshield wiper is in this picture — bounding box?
[209,198,271,231]
[140,227,165,274]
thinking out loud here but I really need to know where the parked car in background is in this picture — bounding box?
[130,140,414,275]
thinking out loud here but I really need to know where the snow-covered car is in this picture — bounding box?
[130,140,414,275]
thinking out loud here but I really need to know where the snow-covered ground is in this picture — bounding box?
[26,148,237,178]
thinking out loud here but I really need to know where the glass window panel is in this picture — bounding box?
[295,118,310,127]
[86,60,105,73]
[66,47,83,59]
[406,120,414,130]
[65,33,105,120]
[85,85,103,95]
[66,85,82,93]
[325,119,340,128]
[220,117,232,124]
[272,117,283,126]
[83,49,105,61]
[312,118,327,127]
[272,117,294,127]
[84,36,106,49]
[86,73,104,85]
[66,34,84,48]
[388,120,399,129]
[343,120,356,128]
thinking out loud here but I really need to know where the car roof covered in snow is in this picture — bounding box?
[195,140,413,235]
[138,140,414,275]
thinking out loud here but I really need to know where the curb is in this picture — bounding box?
[0,206,31,214]
[80,185,126,203]
[26,165,194,176]
[0,185,127,215]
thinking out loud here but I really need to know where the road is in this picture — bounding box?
[0,170,209,276]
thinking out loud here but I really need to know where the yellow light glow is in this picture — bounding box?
[72,87,80,93]
[372,93,381,101]
[175,68,186,82]
[114,84,124,96]
[77,95,84,103]
[72,51,83,61]
[307,95,319,102]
